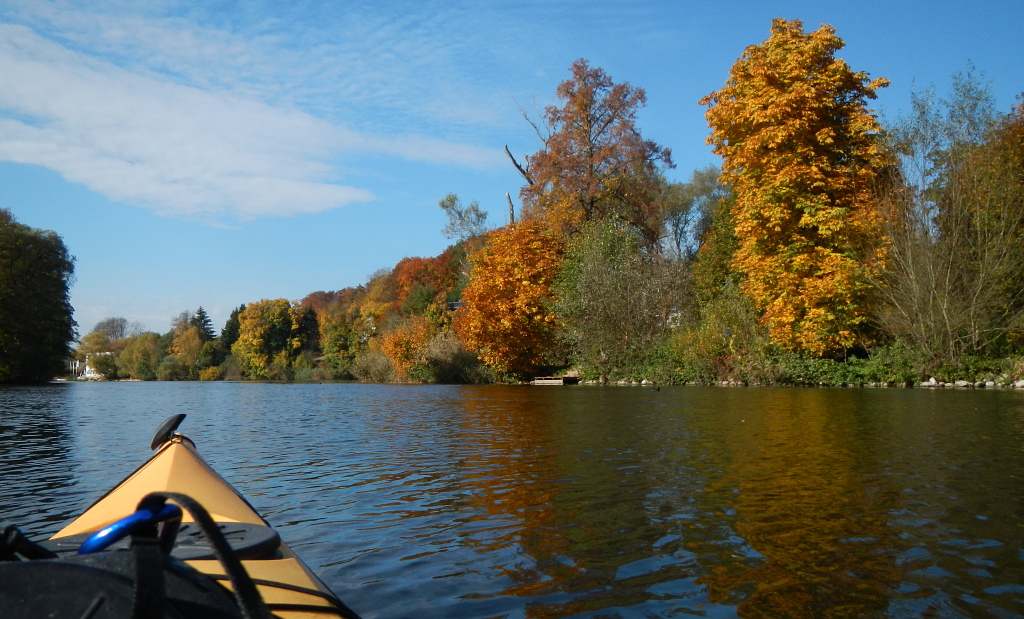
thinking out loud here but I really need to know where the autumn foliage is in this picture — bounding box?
[231,299,316,378]
[702,19,890,355]
[65,32,1024,387]
[453,221,565,377]
[380,316,431,380]
[519,59,672,248]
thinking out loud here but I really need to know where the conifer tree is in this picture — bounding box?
[191,306,216,341]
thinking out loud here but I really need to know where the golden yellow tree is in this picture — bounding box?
[231,299,294,378]
[453,221,565,377]
[701,19,890,355]
[170,326,204,371]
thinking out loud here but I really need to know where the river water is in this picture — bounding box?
[1,382,1022,618]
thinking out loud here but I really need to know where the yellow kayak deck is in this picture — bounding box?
[50,436,352,618]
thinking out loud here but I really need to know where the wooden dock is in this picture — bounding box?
[531,376,580,386]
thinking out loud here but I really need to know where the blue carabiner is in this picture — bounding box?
[78,503,183,555]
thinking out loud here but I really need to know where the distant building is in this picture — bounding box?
[80,352,113,380]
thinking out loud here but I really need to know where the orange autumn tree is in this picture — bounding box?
[515,59,673,250]
[380,316,431,380]
[393,250,459,317]
[701,19,890,355]
[453,221,565,377]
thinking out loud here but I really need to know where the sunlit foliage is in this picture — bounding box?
[317,306,362,379]
[519,59,673,248]
[231,299,313,379]
[702,19,890,355]
[439,193,489,242]
[454,221,565,378]
[554,219,689,380]
[872,74,1024,361]
[117,332,161,381]
[380,316,431,381]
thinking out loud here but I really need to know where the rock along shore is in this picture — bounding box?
[574,378,1024,388]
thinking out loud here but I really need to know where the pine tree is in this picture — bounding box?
[191,306,216,341]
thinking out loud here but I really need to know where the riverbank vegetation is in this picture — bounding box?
[65,19,1024,387]
[0,210,76,383]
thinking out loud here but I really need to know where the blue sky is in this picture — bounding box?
[2,0,1021,336]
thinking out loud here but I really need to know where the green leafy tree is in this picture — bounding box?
[439,193,489,242]
[319,307,362,378]
[117,332,160,380]
[0,210,76,382]
[290,304,319,356]
[75,326,124,379]
[663,166,731,260]
[673,280,770,384]
[171,326,206,378]
[76,330,112,358]
[157,355,189,381]
[692,191,741,307]
[89,353,119,380]
[554,220,689,380]
[872,74,1024,360]
[220,304,246,349]
[231,299,313,379]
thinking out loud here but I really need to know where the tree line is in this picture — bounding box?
[7,19,1023,386]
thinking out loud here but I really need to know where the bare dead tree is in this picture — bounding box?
[504,145,533,186]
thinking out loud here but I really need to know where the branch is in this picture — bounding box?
[505,145,534,185]
[513,95,550,143]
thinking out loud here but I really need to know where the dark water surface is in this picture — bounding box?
[1,382,1023,618]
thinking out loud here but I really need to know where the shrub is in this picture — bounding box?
[350,342,394,383]
[89,353,120,380]
[933,355,1011,383]
[673,280,770,383]
[380,317,430,381]
[421,331,494,384]
[266,350,293,381]
[856,343,923,385]
[198,366,221,381]
[157,356,188,381]
[218,356,243,381]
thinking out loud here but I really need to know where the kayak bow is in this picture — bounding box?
[44,414,359,619]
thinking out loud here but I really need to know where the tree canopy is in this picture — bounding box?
[518,59,673,249]
[0,210,76,383]
[34,34,1024,388]
[553,219,689,380]
[439,193,489,242]
[872,73,1024,360]
[454,221,564,377]
[93,317,129,340]
[701,19,890,355]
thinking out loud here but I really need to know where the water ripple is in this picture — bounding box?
[2,383,1023,618]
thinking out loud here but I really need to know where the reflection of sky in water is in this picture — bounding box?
[2,383,1023,618]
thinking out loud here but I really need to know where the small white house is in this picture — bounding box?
[80,352,113,379]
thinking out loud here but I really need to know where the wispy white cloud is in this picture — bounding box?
[0,24,372,219]
[0,1,513,222]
